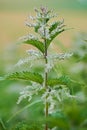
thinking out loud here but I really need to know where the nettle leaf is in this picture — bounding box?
[6,71,43,84]
[47,29,65,48]
[23,39,45,53]
[48,75,72,87]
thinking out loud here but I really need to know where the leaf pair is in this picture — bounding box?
[5,71,76,87]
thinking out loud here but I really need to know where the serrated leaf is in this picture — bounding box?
[48,75,83,87]
[23,39,45,53]
[47,75,72,87]
[6,71,43,84]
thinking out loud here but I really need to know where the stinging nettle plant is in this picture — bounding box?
[4,6,76,130]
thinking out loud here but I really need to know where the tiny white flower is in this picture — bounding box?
[49,13,58,18]
[19,34,38,41]
[38,26,45,36]
[47,53,73,61]
[17,83,43,104]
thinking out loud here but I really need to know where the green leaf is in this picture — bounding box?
[49,22,60,33]
[48,75,83,88]
[34,24,40,32]
[47,29,65,48]
[6,71,43,84]
[47,75,72,87]
[46,114,69,130]
[23,39,45,53]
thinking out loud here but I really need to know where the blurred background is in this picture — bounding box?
[0,0,87,130]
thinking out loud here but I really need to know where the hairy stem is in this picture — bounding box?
[44,28,48,130]
[45,40,48,130]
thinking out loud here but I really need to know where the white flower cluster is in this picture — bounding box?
[37,21,65,40]
[50,19,64,27]
[15,50,43,68]
[49,19,65,36]
[41,87,75,114]
[58,87,76,100]
[38,26,45,36]
[15,57,32,67]
[19,34,38,41]
[35,6,58,20]
[38,26,51,40]
[51,24,65,36]
[49,13,58,19]
[15,59,25,67]
[15,57,34,67]
[17,83,42,104]
[29,15,36,20]
[47,53,73,60]
[41,89,56,114]
[45,60,54,73]
[45,28,51,40]
[26,49,42,57]
[37,13,58,19]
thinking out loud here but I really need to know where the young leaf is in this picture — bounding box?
[6,71,43,84]
[23,39,45,53]
[34,24,40,32]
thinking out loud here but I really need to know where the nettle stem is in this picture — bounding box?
[44,28,48,130]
